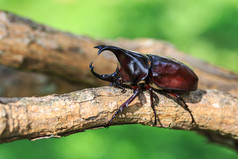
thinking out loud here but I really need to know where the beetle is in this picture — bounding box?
[89,45,198,127]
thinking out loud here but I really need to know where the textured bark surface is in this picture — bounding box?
[0,87,238,149]
[0,11,237,96]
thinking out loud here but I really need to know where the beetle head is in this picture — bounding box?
[90,45,151,85]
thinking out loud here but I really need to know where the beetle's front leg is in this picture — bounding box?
[110,81,129,94]
[105,85,140,128]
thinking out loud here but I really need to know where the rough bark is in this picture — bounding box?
[0,87,238,150]
[0,11,238,96]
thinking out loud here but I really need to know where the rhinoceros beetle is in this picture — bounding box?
[90,45,198,127]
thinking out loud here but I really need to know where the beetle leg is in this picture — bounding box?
[121,87,126,93]
[110,82,128,93]
[116,84,127,93]
[166,93,195,124]
[105,85,140,128]
[145,85,157,126]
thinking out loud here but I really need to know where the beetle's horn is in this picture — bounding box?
[94,45,126,56]
[94,45,107,55]
[89,62,116,82]
[94,45,150,67]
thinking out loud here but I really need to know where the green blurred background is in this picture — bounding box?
[0,0,238,158]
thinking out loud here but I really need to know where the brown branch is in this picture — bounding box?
[0,11,238,96]
[0,87,238,150]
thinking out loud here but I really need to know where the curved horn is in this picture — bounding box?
[89,62,116,82]
[94,45,130,57]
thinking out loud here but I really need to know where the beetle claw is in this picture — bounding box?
[121,88,127,94]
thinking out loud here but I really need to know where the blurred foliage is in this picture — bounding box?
[0,0,238,159]
[1,125,238,159]
[1,0,237,72]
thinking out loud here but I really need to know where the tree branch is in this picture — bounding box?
[0,87,238,149]
[0,11,238,96]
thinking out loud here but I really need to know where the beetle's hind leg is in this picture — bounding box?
[105,85,140,128]
[166,92,195,124]
[145,85,157,126]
